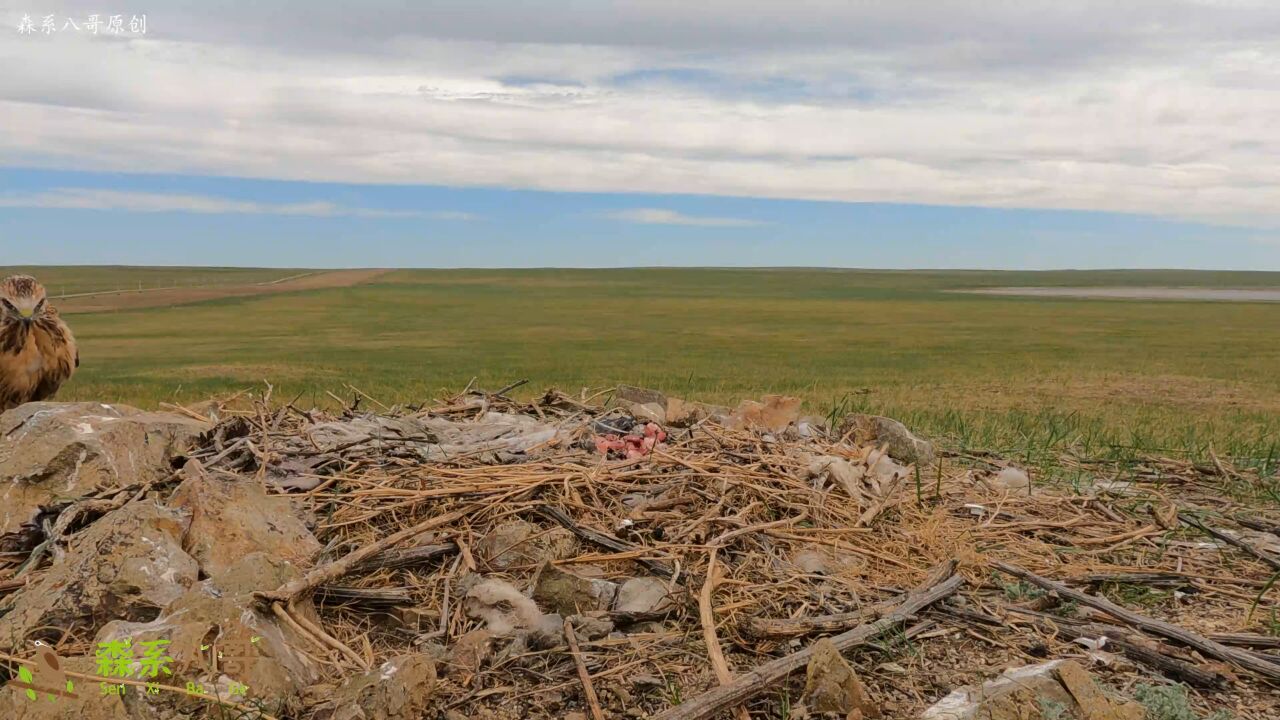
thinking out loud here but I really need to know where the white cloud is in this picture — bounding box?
[603,208,762,227]
[2,3,1280,226]
[0,188,475,219]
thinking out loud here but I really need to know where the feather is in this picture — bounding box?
[0,276,78,412]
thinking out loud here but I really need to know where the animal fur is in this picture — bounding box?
[0,275,78,411]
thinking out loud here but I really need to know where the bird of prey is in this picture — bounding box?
[0,275,78,412]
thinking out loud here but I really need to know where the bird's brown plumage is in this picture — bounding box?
[0,275,78,412]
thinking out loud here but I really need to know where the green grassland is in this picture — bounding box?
[12,267,1280,476]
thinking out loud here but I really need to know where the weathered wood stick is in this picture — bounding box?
[1004,606,1228,688]
[1236,517,1280,539]
[651,570,964,720]
[1179,513,1280,571]
[535,505,677,580]
[699,549,751,720]
[316,585,412,609]
[1072,572,1191,587]
[353,542,458,572]
[255,504,477,606]
[749,559,958,638]
[564,618,605,720]
[992,561,1280,681]
[1210,632,1280,650]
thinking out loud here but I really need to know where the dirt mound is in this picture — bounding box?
[0,384,1276,719]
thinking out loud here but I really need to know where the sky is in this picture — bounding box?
[2,1,1279,269]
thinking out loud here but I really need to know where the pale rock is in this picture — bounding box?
[727,395,803,432]
[0,655,131,720]
[617,385,668,409]
[477,520,576,571]
[168,460,322,580]
[630,402,667,426]
[567,613,615,639]
[533,563,619,616]
[614,577,675,614]
[445,628,492,678]
[0,403,209,538]
[803,638,879,717]
[0,501,199,650]
[839,414,936,465]
[920,660,1143,720]
[664,397,708,428]
[93,582,320,715]
[318,654,437,720]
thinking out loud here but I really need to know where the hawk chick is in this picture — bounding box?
[0,275,78,412]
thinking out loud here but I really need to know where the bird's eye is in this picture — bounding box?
[1,300,14,312]
[34,299,45,312]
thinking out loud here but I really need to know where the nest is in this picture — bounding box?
[6,382,1280,719]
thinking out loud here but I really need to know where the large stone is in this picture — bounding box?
[840,414,936,466]
[727,395,803,433]
[617,385,668,410]
[318,654,438,720]
[920,660,1144,720]
[0,501,199,650]
[614,577,675,615]
[803,638,879,717]
[92,573,321,716]
[0,655,131,720]
[477,520,576,571]
[533,564,618,616]
[0,403,209,537]
[630,402,667,426]
[168,460,321,580]
[664,398,707,428]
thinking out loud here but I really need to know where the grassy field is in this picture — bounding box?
[6,266,1280,478]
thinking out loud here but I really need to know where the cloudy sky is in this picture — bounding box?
[3,1,1279,268]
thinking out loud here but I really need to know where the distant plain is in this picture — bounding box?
[5,265,1279,479]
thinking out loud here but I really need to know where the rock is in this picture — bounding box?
[630,402,667,425]
[727,395,803,433]
[617,385,667,409]
[533,563,619,616]
[664,398,710,428]
[567,613,615,640]
[478,520,576,571]
[0,403,209,537]
[920,660,1143,720]
[614,577,675,615]
[445,628,492,679]
[839,414,936,465]
[92,576,320,714]
[465,577,543,636]
[803,638,879,717]
[319,654,438,720]
[168,460,321,580]
[0,654,131,719]
[0,501,199,650]
[986,466,1032,494]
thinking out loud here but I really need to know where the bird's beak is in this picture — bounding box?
[18,308,33,320]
